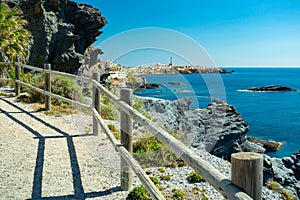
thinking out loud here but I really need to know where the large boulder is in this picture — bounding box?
[7,0,106,74]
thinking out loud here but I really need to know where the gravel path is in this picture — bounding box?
[0,96,282,200]
[0,96,128,199]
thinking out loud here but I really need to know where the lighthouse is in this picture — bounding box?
[168,56,173,67]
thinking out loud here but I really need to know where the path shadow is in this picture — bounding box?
[0,97,122,200]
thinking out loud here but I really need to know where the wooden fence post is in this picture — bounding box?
[92,72,100,135]
[14,59,20,96]
[44,64,51,111]
[231,152,263,200]
[120,88,133,191]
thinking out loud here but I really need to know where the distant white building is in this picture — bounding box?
[109,71,127,79]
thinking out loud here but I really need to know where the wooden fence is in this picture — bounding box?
[0,61,264,200]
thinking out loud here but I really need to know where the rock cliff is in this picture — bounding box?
[7,0,106,73]
[139,97,251,160]
[264,151,300,199]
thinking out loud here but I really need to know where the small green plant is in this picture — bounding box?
[168,158,187,168]
[150,176,160,185]
[188,171,205,183]
[127,185,151,200]
[158,167,166,173]
[172,188,186,200]
[159,174,171,181]
[266,181,281,191]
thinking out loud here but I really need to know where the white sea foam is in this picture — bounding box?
[237,89,252,92]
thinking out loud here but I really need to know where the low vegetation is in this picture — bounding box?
[132,134,186,168]
[159,174,171,181]
[266,181,294,200]
[100,93,119,120]
[107,124,120,140]
[171,188,186,200]
[188,171,205,183]
[158,167,166,173]
[32,103,74,117]
[127,185,151,200]
[12,67,85,107]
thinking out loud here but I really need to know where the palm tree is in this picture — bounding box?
[0,1,32,63]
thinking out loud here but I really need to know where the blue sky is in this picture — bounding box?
[77,0,300,67]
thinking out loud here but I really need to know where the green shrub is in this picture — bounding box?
[17,72,85,107]
[51,75,85,105]
[127,185,151,200]
[150,176,160,185]
[133,136,163,155]
[172,188,186,200]
[100,106,117,120]
[188,171,205,183]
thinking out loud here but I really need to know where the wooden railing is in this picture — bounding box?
[0,62,264,200]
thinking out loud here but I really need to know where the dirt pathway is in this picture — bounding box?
[0,96,128,199]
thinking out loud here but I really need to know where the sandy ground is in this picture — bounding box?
[0,96,129,199]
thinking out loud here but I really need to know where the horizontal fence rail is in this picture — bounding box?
[15,80,91,110]
[16,63,92,83]
[0,78,14,82]
[0,61,259,200]
[0,62,11,66]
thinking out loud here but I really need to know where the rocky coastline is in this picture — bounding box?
[134,96,300,199]
[134,65,234,75]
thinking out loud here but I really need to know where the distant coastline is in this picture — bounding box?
[134,64,234,74]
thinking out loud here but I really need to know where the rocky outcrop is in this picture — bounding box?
[139,83,161,89]
[247,85,296,92]
[248,137,281,152]
[139,97,250,160]
[7,0,106,74]
[264,151,300,199]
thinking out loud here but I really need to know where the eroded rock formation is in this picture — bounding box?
[139,97,250,160]
[264,151,300,199]
[7,0,106,73]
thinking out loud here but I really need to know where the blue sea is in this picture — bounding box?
[134,68,300,158]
